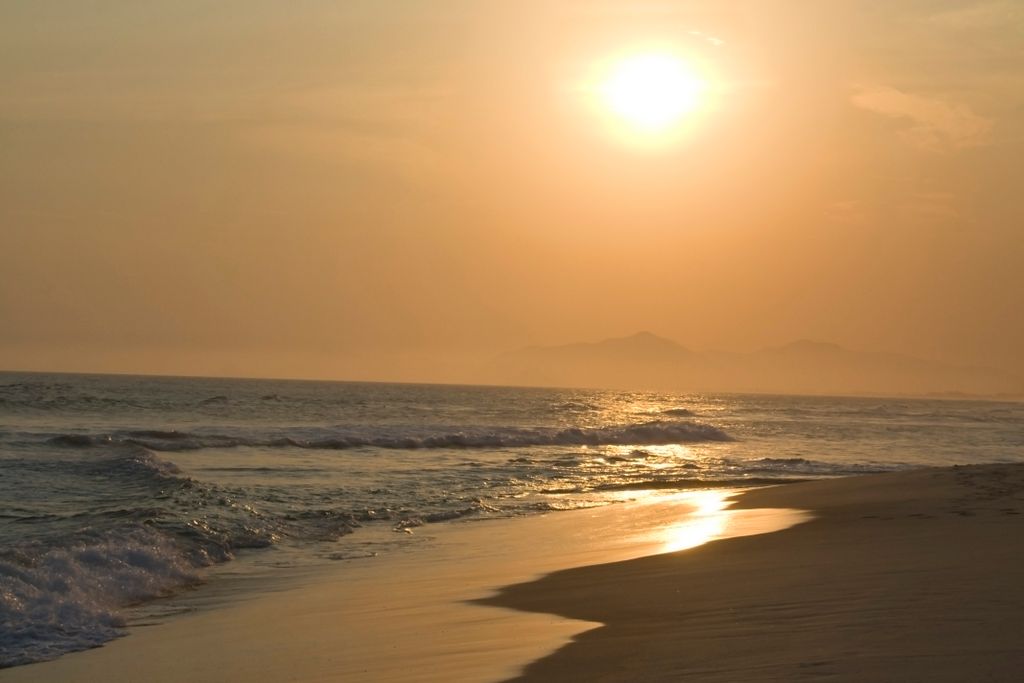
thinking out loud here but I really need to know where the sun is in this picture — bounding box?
[597,53,707,136]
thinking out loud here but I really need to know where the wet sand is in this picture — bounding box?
[485,464,1024,681]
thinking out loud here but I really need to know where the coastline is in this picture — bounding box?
[485,463,1024,681]
[4,464,1023,681]
[0,488,800,682]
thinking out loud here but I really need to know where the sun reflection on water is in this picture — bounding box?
[654,489,733,553]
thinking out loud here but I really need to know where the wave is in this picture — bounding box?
[105,447,185,480]
[556,401,598,412]
[0,525,204,667]
[738,456,903,476]
[542,476,810,494]
[43,420,733,453]
[0,452,363,667]
[49,434,114,447]
[661,408,696,417]
[0,384,145,412]
[393,500,501,530]
[98,448,189,486]
[0,447,187,492]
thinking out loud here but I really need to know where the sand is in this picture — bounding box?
[486,464,1024,681]
[4,464,1024,682]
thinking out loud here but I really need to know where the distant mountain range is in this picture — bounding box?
[485,332,1024,398]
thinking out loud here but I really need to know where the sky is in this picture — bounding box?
[2,1,1023,382]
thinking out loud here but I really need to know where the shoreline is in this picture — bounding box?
[5,464,1023,681]
[484,463,1024,681]
[0,488,801,682]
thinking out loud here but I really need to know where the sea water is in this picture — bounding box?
[1,371,1022,667]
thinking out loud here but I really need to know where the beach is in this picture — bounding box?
[5,463,1024,682]
[0,488,801,682]
[6,0,1024,678]
[489,463,1024,681]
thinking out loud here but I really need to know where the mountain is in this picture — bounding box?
[486,333,1024,398]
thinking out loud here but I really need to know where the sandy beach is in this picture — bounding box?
[4,464,1024,682]
[7,0,1023,679]
[487,463,1024,681]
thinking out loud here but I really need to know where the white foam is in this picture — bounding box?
[0,527,203,667]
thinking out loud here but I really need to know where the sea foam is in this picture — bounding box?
[0,526,201,667]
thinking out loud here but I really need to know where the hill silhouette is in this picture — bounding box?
[487,333,1023,398]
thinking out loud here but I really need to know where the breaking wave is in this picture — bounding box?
[0,446,360,668]
[44,420,734,452]
[0,526,204,667]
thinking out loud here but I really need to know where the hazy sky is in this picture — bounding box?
[2,1,1022,382]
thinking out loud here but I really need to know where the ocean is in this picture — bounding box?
[1,371,1022,668]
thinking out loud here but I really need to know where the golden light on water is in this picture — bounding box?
[643,489,811,555]
[595,52,708,141]
[657,490,731,553]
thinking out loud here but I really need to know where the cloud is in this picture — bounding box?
[850,84,993,152]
